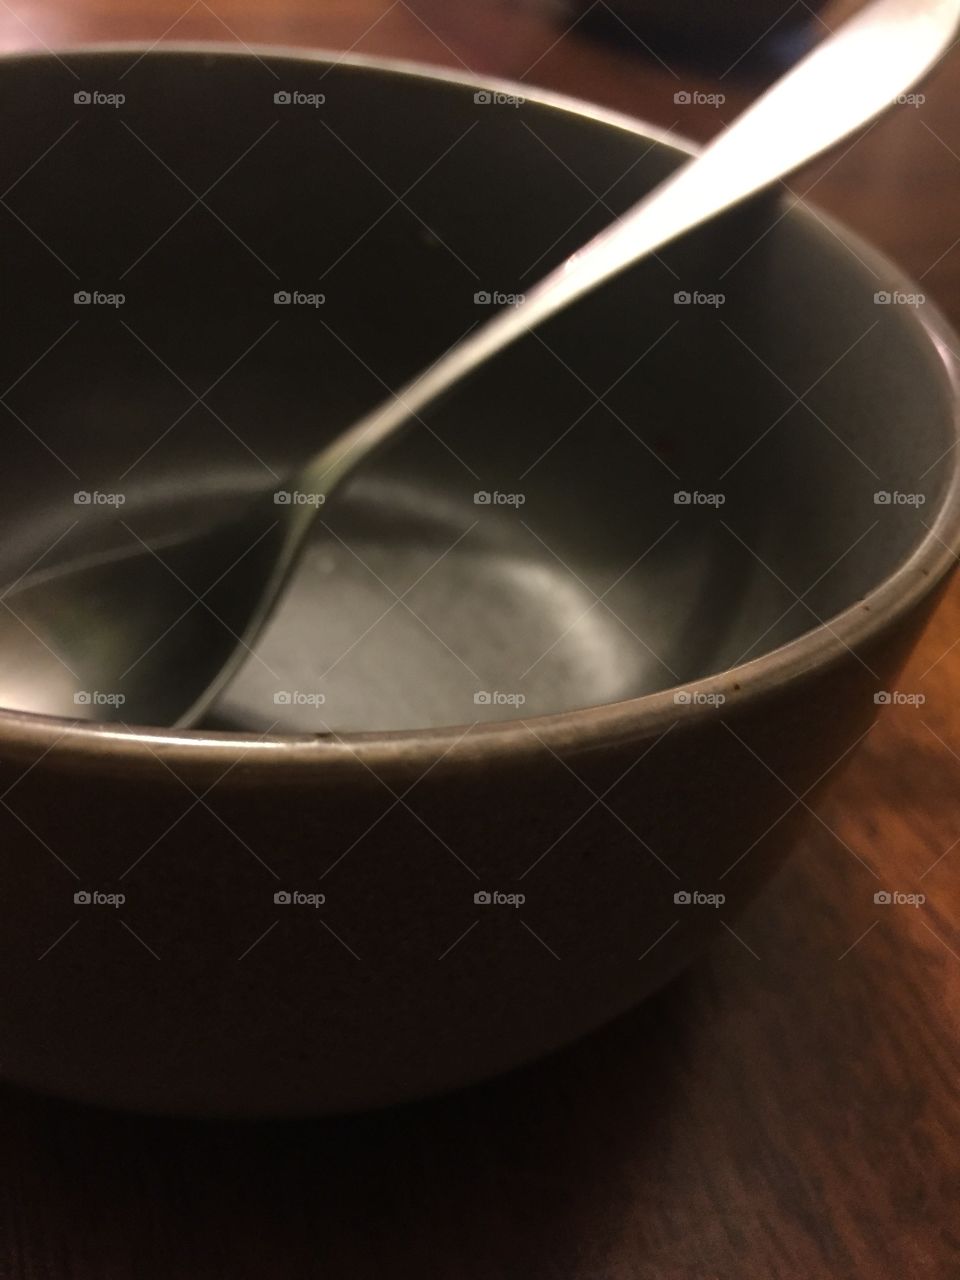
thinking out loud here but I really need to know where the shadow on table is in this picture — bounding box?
[0,970,701,1277]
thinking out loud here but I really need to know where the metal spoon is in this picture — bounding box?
[2,0,956,728]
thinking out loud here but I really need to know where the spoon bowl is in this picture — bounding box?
[0,503,289,723]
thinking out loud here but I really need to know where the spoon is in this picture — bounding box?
[2,0,956,728]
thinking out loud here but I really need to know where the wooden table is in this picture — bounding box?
[2,3,959,1276]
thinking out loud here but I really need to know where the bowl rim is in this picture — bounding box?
[1,41,959,773]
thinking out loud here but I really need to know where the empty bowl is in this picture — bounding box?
[0,45,957,1114]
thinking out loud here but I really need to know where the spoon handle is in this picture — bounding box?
[299,0,959,500]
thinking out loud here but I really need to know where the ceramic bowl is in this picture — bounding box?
[0,46,957,1114]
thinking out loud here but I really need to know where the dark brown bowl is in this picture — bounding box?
[0,45,958,1115]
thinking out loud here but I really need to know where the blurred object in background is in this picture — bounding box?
[407,0,830,79]
[571,0,824,74]
[400,0,571,76]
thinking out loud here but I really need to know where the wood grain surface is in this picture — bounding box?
[2,2,960,1276]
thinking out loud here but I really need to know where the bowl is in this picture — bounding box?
[0,45,957,1116]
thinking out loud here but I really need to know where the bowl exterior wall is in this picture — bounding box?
[0,590,940,1115]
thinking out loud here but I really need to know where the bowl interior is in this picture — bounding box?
[0,49,955,732]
